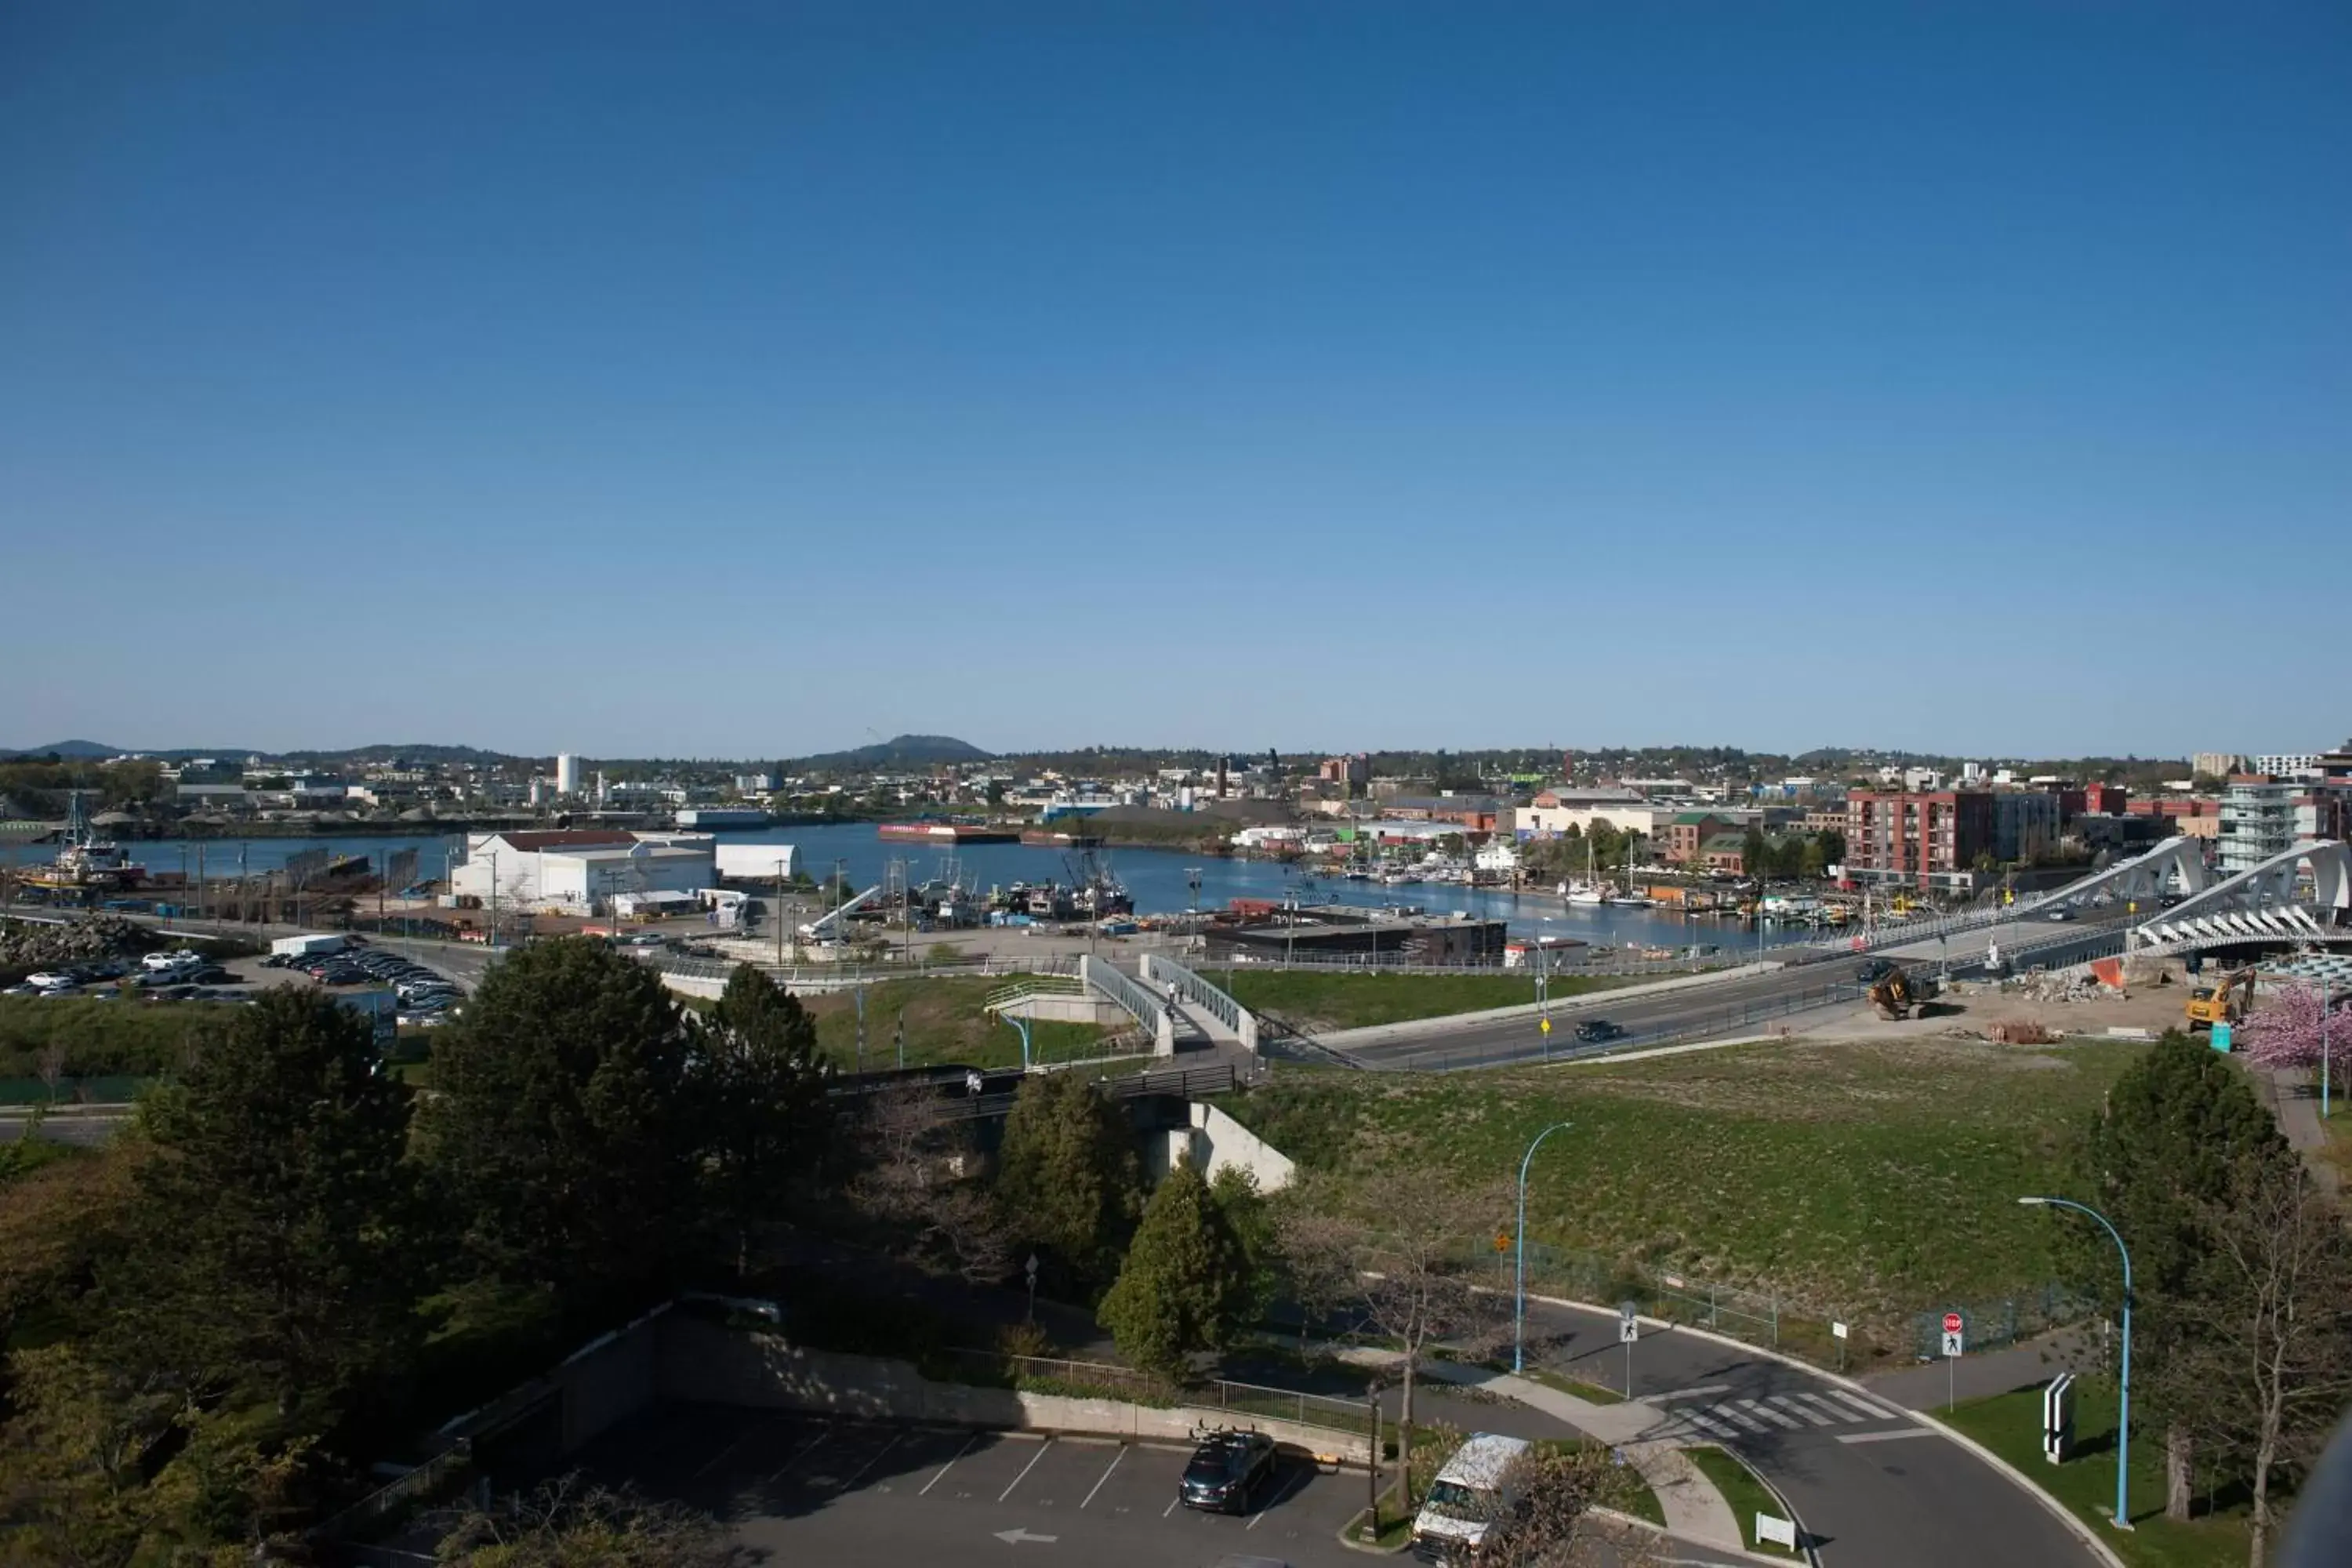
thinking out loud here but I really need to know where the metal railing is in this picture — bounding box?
[1375,982,1867,1073]
[985,974,1087,1011]
[309,1442,472,1544]
[941,1348,1367,1436]
[1080,954,1169,1048]
[1144,954,1258,1051]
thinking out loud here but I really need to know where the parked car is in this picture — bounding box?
[26,971,78,991]
[1180,1431,1277,1515]
[143,949,201,973]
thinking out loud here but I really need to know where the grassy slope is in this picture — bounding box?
[1222,971,1634,1033]
[1218,1036,2147,1323]
[796,977,1116,1071]
[1686,1446,1795,1553]
[1944,1381,2251,1568]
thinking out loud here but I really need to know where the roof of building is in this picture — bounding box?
[1671,811,1719,825]
[1701,833,1748,852]
[495,829,641,851]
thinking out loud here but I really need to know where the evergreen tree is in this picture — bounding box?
[995,1072,1139,1288]
[2061,1033,2297,1520]
[1097,1160,1250,1377]
[106,986,425,1432]
[420,938,695,1307]
[1208,1165,1278,1329]
[692,964,837,1276]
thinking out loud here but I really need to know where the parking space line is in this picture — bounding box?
[837,1432,901,1492]
[1080,1446,1126,1509]
[1163,1497,1180,1518]
[920,1432,978,1497]
[691,1427,755,1479]
[1000,1437,1054,1501]
[1247,1469,1308,1530]
[769,1425,832,1483]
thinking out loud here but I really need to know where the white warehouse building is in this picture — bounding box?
[449,829,717,915]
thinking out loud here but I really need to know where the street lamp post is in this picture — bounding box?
[2020,1196,2132,1530]
[1515,1121,1573,1372]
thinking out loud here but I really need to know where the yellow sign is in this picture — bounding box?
[1494,1232,1511,1254]
[1539,1017,1552,1035]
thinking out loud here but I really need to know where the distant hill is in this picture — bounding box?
[1,740,121,760]
[796,734,993,771]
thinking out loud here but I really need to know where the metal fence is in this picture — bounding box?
[308,1442,472,1544]
[942,1348,1368,1436]
[1911,1284,2093,1362]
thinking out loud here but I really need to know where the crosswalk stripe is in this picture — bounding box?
[1827,1389,1904,1421]
[1739,1399,1803,1430]
[1791,1392,1863,1424]
[1713,1404,1773,1434]
[1679,1410,1744,1441]
[1771,1396,1836,1426]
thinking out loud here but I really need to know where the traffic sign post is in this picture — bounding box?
[1943,1312,1964,1410]
[1620,1301,1639,1396]
[1831,1320,1849,1374]
[1539,1014,1552,1062]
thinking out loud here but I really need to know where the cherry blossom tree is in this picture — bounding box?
[2241,982,2352,1072]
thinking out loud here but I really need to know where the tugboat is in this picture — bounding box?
[24,791,147,891]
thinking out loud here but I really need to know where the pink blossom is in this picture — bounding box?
[2241,982,2352,1070]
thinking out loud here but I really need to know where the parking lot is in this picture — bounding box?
[566,1404,1372,1568]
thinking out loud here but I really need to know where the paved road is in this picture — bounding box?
[1519,1298,2097,1568]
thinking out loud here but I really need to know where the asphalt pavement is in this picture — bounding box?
[1519,1298,2100,1568]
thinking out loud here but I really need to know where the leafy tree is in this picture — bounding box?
[1741,826,1769,878]
[1098,1160,1252,1377]
[421,937,696,1308]
[2061,1033,2297,1522]
[106,986,426,1433]
[994,1072,1140,1290]
[1209,1166,1279,1330]
[692,964,837,1276]
[2240,983,2352,1073]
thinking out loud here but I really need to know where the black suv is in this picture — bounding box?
[1856,957,1896,983]
[1180,1430,1276,1514]
[1573,1018,1624,1044]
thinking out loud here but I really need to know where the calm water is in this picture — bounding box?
[9,822,1798,949]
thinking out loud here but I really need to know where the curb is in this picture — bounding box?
[1312,963,1784,1051]
[1521,1290,2129,1568]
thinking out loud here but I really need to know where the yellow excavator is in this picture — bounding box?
[2185,967,2259,1033]
[1869,966,1938,1020]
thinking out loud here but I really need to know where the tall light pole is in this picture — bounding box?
[2020,1196,2132,1531]
[1515,1121,1573,1372]
[2315,982,2332,1120]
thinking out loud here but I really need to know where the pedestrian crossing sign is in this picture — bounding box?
[1540,1016,1552,1035]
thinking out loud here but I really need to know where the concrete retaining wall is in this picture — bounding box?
[658,1315,1367,1462]
[996,993,1130,1026]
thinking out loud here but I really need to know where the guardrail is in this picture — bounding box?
[940,1348,1367,1437]
[1080,955,1174,1054]
[1142,954,1258,1051]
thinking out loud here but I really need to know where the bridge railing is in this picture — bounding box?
[1141,954,1258,1051]
[1081,955,1175,1055]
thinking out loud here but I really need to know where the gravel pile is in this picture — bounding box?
[0,913,154,971]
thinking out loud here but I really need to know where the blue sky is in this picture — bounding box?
[3,2,2345,760]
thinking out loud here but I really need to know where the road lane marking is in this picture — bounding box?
[1000,1437,1055,1502]
[1738,1399,1803,1431]
[1678,1409,1744,1440]
[1644,1383,1733,1403]
[920,1432,978,1496]
[1826,1389,1904,1421]
[1080,1447,1126,1509]
[1714,1405,1772,1434]
[1835,1428,1936,1444]
[1770,1396,1836,1427]
[837,1432,900,1492]
[1248,1468,1308,1530]
[1790,1392,1863,1424]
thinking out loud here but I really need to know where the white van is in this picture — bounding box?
[1410,1432,1530,1563]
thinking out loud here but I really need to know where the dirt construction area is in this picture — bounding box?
[1798,968,2198,1045]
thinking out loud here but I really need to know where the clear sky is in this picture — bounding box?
[4,2,2346,760]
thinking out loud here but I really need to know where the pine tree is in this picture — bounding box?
[1097,1160,1249,1378]
[692,964,837,1276]
[420,937,696,1307]
[994,1072,1139,1288]
[104,985,425,1432]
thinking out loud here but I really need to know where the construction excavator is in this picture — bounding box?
[2185,966,2259,1033]
[1868,965,1938,1020]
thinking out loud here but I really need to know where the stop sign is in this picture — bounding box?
[1944,1312,1963,1334]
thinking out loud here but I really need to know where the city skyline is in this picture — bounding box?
[5,2,2347,755]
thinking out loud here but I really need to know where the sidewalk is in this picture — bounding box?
[2252,1064,2343,1196]
[1327,1345,1744,1557]
[1863,1329,2092,1410]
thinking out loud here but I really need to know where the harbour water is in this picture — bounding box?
[9,822,1802,950]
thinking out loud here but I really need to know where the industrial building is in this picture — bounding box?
[1203,905,1508,964]
[448,828,717,915]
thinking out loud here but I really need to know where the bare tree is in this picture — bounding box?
[851,1082,1014,1284]
[435,1472,747,1566]
[1343,1180,1507,1508]
[1270,1184,1360,1349]
[34,1040,67,1107]
[2179,1162,2352,1568]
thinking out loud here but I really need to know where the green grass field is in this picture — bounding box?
[1944,1380,2255,1568]
[1218,1036,2151,1330]
[1221,970,1635,1033]
[1686,1446,1795,1553]
[797,978,1120,1071]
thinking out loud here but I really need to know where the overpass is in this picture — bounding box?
[2125,840,2351,957]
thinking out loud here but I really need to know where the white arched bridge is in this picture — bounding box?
[2125,840,2351,956]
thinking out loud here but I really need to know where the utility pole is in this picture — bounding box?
[775,857,787,969]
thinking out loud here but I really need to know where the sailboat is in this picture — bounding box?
[1563,837,1607,905]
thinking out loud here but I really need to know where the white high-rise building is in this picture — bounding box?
[555,753,582,795]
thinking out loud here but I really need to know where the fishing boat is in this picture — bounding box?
[23,793,147,891]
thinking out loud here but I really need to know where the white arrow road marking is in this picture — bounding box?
[1000,1438,1054,1502]
[1835,1428,1936,1444]
[994,1527,1060,1544]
